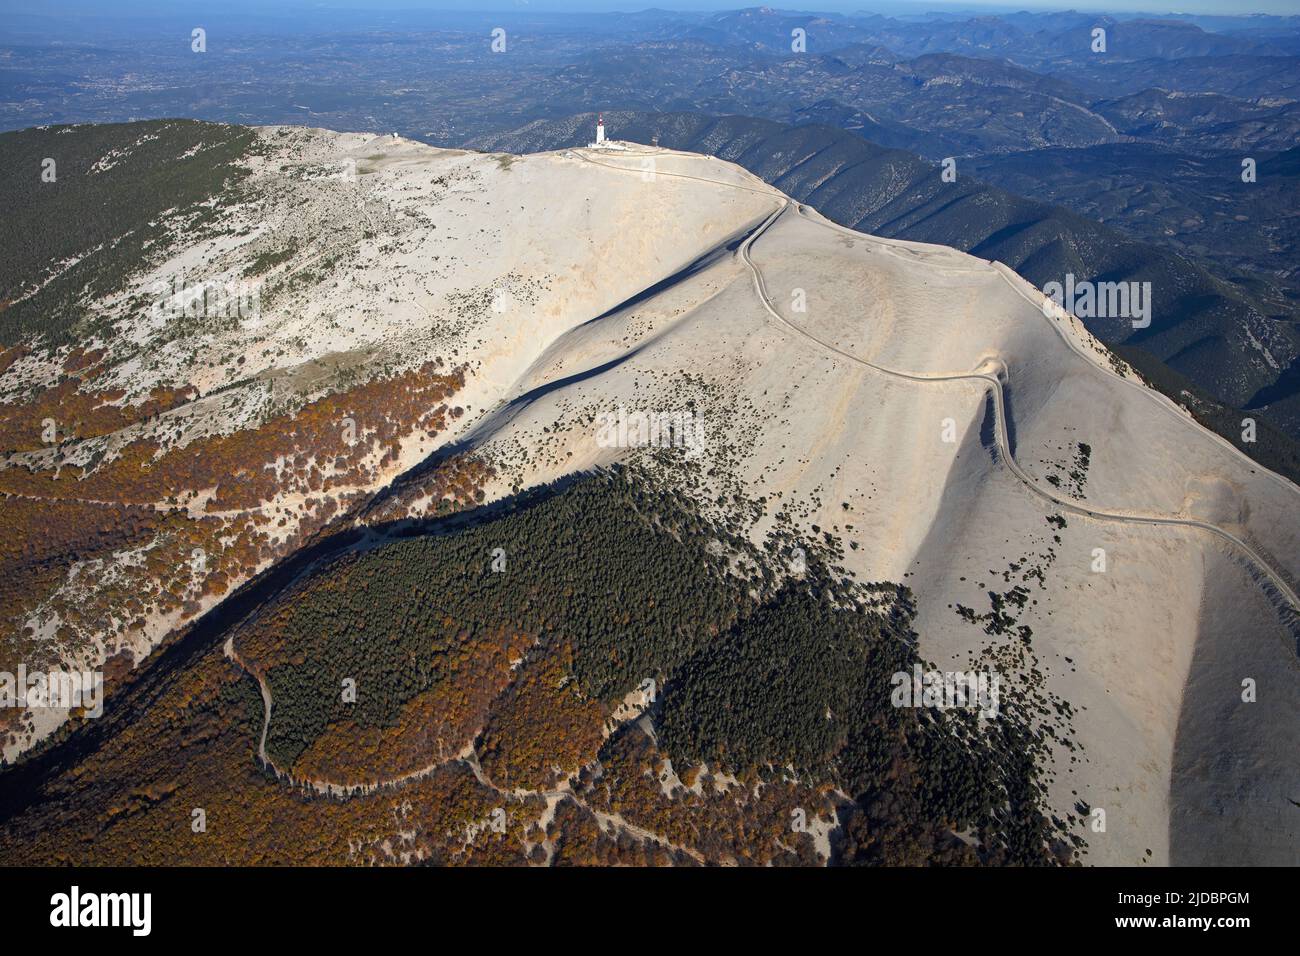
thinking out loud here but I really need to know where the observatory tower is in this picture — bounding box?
[587,113,628,150]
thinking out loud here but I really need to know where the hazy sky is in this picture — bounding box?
[321,0,1300,11]
[6,1,1299,17]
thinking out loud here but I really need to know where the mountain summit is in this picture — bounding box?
[1,123,1296,866]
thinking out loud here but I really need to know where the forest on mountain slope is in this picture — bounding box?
[0,466,1084,865]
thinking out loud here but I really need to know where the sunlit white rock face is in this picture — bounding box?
[370,138,1297,867]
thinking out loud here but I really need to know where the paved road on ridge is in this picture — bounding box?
[576,148,1300,623]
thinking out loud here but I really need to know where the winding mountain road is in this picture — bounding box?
[221,635,705,860]
[576,147,1300,621]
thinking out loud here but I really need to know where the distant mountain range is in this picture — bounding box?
[965,143,1300,303]
[678,8,1299,68]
